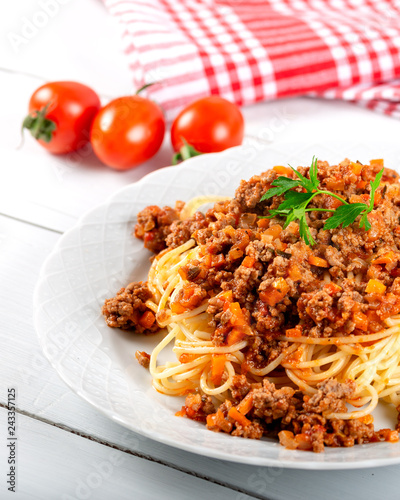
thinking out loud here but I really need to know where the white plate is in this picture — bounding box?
[34,141,400,469]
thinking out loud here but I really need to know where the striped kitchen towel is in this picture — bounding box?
[104,0,400,120]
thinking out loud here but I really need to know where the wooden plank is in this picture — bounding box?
[0,408,258,500]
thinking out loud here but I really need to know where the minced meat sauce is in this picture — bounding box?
[103,158,400,451]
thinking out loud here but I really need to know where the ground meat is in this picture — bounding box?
[165,212,208,248]
[252,299,286,333]
[303,379,356,415]
[180,393,216,422]
[135,350,150,368]
[298,289,334,323]
[230,375,252,403]
[231,421,264,439]
[234,170,277,211]
[251,379,296,422]
[184,377,398,452]
[171,283,207,311]
[134,205,180,253]
[245,337,288,369]
[102,281,159,334]
[222,262,263,306]
[324,245,345,269]
[184,377,395,452]
[397,405,400,432]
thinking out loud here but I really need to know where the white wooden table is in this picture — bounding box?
[2,1,400,498]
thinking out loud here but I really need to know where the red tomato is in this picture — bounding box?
[171,96,244,159]
[23,81,100,154]
[90,96,166,170]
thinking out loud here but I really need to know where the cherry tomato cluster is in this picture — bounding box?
[23,81,244,170]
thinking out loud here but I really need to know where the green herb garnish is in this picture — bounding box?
[260,157,383,246]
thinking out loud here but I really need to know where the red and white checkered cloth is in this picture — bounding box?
[103,0,400,121]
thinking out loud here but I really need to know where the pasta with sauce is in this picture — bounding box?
[103,158,400,452]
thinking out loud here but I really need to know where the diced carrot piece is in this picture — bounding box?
[228,406,252,427]
[365,279,386,294]
[228,247,243,260]
[387,431,399,443]
[295,433,313,450]
[374,190,382,207]
[229,302,247,326]
[257,218,270,229]
[259,277,290,306]
[218,290,233,302]
[278,430,298,449]
[236,394,253,415]
[226,327,247,346]
[286,222,299,236]
[265,225,282,239]
[367,264,381,279]
[356,180,367,190]
[274,240,287,251]
[179,353,197,363]
[242,256,256,268]
[171,302,186,314]
[325,179,345,191]
[288,263,302,281]
[350,162,363,175]
[274,277,290,294]
[178,267,188,280]
[359,415,374,425]
[235,229,251,250]
[352,311,369,332]
[259,289,282,306]
[324,283,342,295]
[211,254,226,268]
[273,165,292,176]
[206,413,216,427]
[223,225,236,238]
[203,254,212,267]
[175,407,186,417]
[324,195,343,210]
[371,251,396,265]
[210,355,226,385]
[286,326,302,338]
[360,193,370,204]
[138,310,156,329]
[308,255,329,268]
[370,159,384,167]
[207,409,232,432]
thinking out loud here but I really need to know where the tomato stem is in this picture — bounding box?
[172,141,203,165]
[21,102,56,144]
[136,82,159,95]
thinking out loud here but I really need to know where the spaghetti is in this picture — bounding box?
[146,240,400,420]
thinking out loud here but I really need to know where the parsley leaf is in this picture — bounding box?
[260,177,300,201]
[258,158,384,246]
[309,155,318,190]
[290,166,314,193]
[359,213,372,231]
[368,168,384,211]
[323,203,367,230]
[276,191,314,211]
